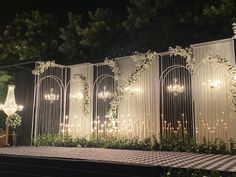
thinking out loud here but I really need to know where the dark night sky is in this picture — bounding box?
[0,0,128,26]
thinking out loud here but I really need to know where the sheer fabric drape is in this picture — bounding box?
[33,67,64,139]
[117,56,160,139]
[68,64,93,138]
[191,38,236,141]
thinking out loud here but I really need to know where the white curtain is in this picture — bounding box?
[117,56,160,139]
[191,38,236,141]
[68,64,93,138]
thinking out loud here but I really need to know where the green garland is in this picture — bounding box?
[105,51,157,128]
[35,134,236,155]
[169,46,236,111]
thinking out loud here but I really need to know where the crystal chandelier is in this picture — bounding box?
[70,93,84,101]
[97,86,112,101]
[44,88,59,103]
[0,85,23,116]
[167,78,184,96]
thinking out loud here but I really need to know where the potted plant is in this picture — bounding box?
[5,113,22,146]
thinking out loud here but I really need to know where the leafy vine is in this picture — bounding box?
[232,22,236,39]
[169,45,236,111]
[32,60,56,75]
[105,51,157,127]
[104,58,120,81]
[169,46,194,72]
[74,73,90,115]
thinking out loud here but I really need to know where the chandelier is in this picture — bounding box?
[124,87,141,95]
[70,93,84,101]
[203,80,222,89]
[167,78,184,96]
[0,85,23,116]
[44,88,59,103]
[97,86,112,101]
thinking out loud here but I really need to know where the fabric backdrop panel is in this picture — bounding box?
[14,70,34,145]
[191,38,236,141]
[68,63,93,138]
[117,56,160,139]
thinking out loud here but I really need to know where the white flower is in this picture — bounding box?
[105,51,156,125]
[232,23,236,39]
[32,60,56,75]
[6,113,22,129]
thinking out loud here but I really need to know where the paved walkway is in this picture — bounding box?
[0,147,235,173]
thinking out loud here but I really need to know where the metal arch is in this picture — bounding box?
[158,64,194,137]
[31,75,64,144]
[92,74,116,133]
[63,76,93,130]
[92,74,128,135]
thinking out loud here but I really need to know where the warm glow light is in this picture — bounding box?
[70,93,84,101]
[44,88,59,103]
[167,78,184,96]
[97,86,112,101]
[203,80,222,89]
[124,87,141,95]
[0,85,23,116]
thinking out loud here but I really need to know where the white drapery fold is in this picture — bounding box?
[191,38,236,141]
[117,56,160,139]
[68,64,93,138]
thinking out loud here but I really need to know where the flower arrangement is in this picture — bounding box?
[169,46,194,72]
[32,60,56,75]
[73,73,90,115]
[104,58,120,81]
[232,22,236,39]
[105,51,157,126]
[6,113,22,129]
[79,74,90,115]
[169,44,236,111]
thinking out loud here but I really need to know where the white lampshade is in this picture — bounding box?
[0,85,23,116]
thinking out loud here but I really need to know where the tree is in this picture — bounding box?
[0,11,60,64]
[123,0,236,52]
[58,13,86,63]
[59,8,124,63]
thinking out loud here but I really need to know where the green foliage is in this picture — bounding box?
[34,134,160,151]
[0,1,235,64]
[35,133,236,155]
[161,168,236,177]
[34,134,77,147]
[160,134,235,155]
[59,8,123,62]
[123,0,236,52]
[0,11,60,63]
[35,134,236,177]
[6,113,22,129]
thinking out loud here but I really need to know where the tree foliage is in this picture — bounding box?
[0,0,235,64]
[59,8,123,63]
[0,11,60,63]
[123,0,236,52]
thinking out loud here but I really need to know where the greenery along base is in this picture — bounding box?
[160,168,236,177]
[34,134,236,155]
[34,134,236,177]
